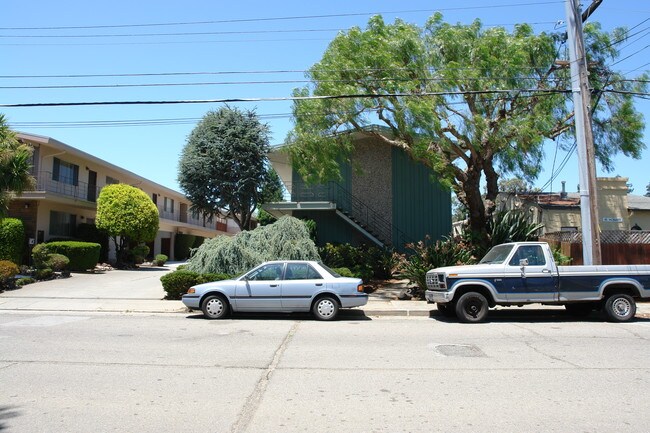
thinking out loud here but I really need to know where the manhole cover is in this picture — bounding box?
[436,344,486,358]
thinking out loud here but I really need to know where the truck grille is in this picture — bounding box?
[426,272,446,290]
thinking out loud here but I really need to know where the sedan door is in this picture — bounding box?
[234,263,285,311]
[281,263,325,310]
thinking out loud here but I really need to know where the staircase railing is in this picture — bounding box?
[291,181,414,249]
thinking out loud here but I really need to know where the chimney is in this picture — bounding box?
[560,181,567,199]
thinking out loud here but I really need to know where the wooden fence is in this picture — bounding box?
[540,231,650,265]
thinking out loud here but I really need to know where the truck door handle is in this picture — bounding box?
[315,283,323,286]
[542,269,552,273]
[270,284,279,287]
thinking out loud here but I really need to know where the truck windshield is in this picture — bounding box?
[479,244,515,264]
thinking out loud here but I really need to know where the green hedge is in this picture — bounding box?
[160,269,230,300]
[0,218,25,264]
[45,241,101,271]
[174,233,196,261]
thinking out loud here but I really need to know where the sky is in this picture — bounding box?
[2,0,649,196]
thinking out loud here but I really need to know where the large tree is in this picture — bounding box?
[287,14,647,246]
[178,106,273,230]
[96,183,159,265]
[0,114,35,218]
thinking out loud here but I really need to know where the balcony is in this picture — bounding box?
[31,170,101,203]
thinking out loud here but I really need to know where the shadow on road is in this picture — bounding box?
[185,309,373,322]
[0,406,20,431]
[429,308,650,323]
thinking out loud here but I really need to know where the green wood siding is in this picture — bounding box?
[391,148,451,249]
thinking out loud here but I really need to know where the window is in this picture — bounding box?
[285,263,322,280]
[52,157,79,186]
[164,197,174,213]
[216,217,227,231]
[49,211,76,237]
[106,176,120,185]
[561,226,578,232]
[152,193,158,205]
[246,263,284,281]
[508,245,546,267]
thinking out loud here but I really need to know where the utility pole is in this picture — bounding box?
[564,0,602,265]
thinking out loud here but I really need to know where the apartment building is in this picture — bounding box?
[9,132,239,261]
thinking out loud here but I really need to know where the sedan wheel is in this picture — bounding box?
[201,295,229,320]
[312,296,339,321]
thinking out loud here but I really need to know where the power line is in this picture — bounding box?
[0,28,344,39]
[0,76,573,90]
[0,65,565,80]
[0,2,564,31]
[0,89,570,108]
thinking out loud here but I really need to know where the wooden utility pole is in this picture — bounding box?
[564,0,602,265]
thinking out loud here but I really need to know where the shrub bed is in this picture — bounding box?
[45,241,101,271]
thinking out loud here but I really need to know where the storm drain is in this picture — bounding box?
[436,344,486,358]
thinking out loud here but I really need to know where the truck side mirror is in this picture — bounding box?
[519,258,529,267]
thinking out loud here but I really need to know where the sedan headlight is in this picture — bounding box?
[187,287,196,294]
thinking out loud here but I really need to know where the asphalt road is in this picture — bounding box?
[1,311,650,433]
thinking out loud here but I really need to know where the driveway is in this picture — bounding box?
[0,265,184,313]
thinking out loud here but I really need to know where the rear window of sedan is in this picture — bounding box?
[318,263,342,278]
[285,263,323,280]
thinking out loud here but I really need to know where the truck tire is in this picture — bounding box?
[455,292,489,323]
[603,294,636,322]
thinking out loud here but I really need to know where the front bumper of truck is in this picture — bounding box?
[425,290,453,303]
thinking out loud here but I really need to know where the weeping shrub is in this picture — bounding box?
[186,216,320,275]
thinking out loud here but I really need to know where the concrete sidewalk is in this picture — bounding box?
[1,266,648,318]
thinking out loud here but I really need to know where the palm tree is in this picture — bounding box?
[0,114,36,217]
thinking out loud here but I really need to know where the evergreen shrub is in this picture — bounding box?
[319,243,396,281]
[186,216,320,275]
[0,260,19,290]
[154,254,168,266]
[45,241,101,271]
[160,270,230,300]
[0,218,25,264]
[45,254,69,271]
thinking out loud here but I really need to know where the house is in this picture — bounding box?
[264,128,452,252]
[499,177,650,233]
[8,132,239,262]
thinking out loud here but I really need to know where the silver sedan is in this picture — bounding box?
[181,261,368,320]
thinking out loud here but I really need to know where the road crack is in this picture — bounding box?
[230,321,299,433]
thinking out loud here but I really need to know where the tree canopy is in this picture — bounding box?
[0,114,35,218]
[287,14,647,245]
[178,106,274,230]
[96,183,159,263]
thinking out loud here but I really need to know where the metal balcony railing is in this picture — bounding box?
[33,170,101,202]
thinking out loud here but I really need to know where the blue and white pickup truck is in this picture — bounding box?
[425,241,650,323]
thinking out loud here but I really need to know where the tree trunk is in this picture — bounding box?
[462,169,489,254]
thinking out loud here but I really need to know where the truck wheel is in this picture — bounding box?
[603,294,636,322]
[455,292,489,323]
[437,303,456,318]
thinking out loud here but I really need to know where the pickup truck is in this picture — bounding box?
[424,241,650,323]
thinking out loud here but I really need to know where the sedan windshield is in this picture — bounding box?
[479,244,515,264]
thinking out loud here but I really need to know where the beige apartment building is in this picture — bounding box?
[499,177,650,234]
[9,132,239,261]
